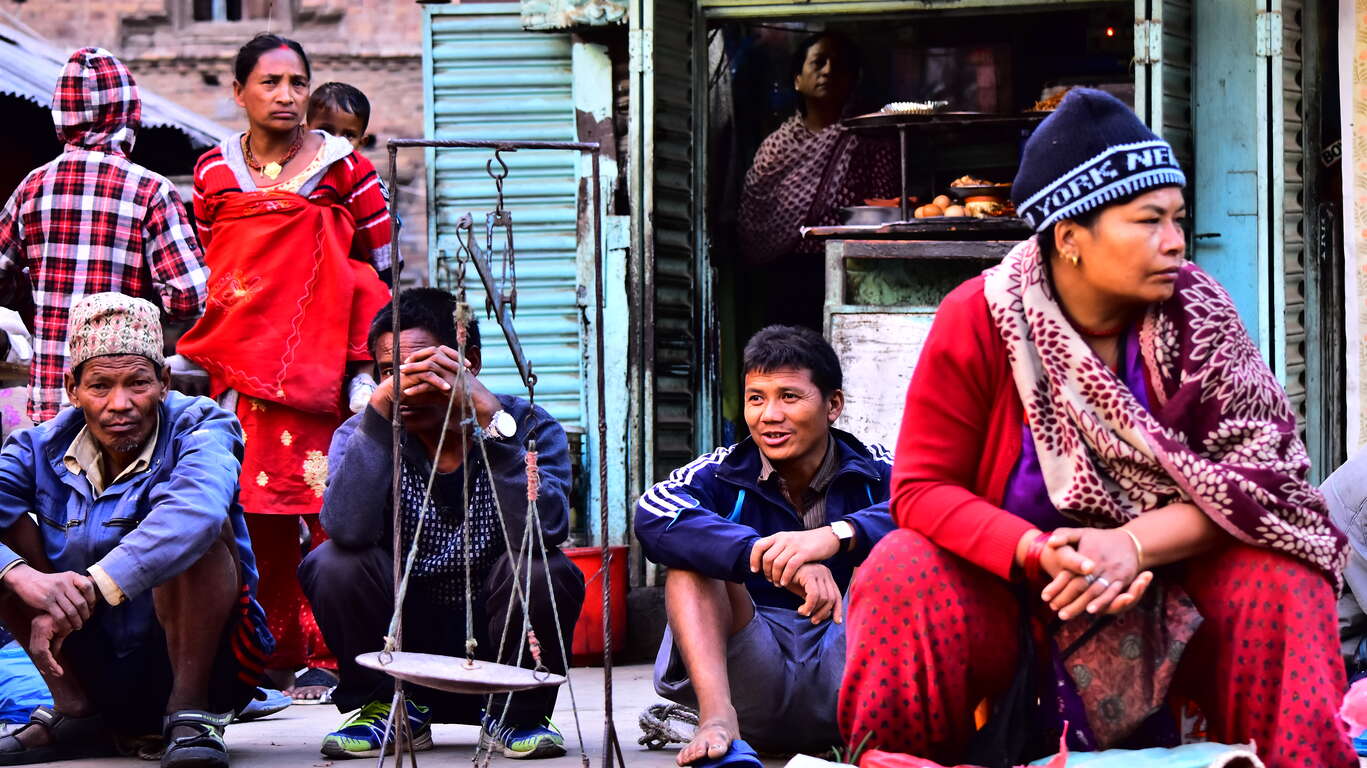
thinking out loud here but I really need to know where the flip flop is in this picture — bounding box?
[692,739,763,768]
[287,667,337,705]
[234,688,292,722]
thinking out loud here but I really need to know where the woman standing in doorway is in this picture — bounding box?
[179,34,393,703]
[738,31,895,330]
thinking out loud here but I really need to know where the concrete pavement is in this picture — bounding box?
[62,664,789,768]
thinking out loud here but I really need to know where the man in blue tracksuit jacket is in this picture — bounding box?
[635,325,895,762]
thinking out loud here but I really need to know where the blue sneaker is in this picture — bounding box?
[479,713,566,759]
[234,687,292,722]
[320,699,433,759]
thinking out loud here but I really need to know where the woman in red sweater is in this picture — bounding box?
[838,89,1354,768]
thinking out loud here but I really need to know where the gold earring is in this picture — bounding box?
[1066,250,1081,268]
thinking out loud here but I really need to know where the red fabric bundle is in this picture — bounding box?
[179,190,389,415]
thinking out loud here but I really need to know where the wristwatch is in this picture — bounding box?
[486,410,517,440]
[829,520,856,552]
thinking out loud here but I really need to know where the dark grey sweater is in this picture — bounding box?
[320,394,573,564]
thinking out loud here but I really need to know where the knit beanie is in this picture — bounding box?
[1012,88,1186,232]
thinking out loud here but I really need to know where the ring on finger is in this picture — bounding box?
[1095,576,1111,588]
[1084,573,1097,585]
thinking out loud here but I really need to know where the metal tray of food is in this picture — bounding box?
[843,111,1047,132]
[949,184,1012,200]
[803,216,1033,240]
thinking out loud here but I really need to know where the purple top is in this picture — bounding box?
[1002,324,1152,530]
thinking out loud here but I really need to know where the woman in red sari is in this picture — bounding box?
[180,34,392,701]
[838,89,1355,768]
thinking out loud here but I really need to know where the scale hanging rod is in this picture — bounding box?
[389,138,600,152]
[465,221,534,393]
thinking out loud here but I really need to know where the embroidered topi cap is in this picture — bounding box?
[67,293,165,370]
[1012,88,1186,232]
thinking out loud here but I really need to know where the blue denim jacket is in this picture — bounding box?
[0,392,270,654]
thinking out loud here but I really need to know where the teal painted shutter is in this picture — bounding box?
[1191,3,1274,354]
[632,0,700,485]
[423,4,584,427]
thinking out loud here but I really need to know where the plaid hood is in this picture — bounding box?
[52,47,140,155]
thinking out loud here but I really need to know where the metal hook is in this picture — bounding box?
[486,148,514,213]
[454,214,476,304]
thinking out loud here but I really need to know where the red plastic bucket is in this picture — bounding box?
[564,545,628,666]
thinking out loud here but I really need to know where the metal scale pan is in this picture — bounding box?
[358,651,566,695]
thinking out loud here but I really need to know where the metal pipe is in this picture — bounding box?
[389,139,603,151]
[386,143,410,765]
[590,151,619,768]
[898,126,909,222]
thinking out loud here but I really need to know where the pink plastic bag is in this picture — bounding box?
[1339,677,1367,734]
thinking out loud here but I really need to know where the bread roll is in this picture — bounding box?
[932,194,952,210]
[914,204,943,218]
[943,204,966,217]
[965,199,1005,218]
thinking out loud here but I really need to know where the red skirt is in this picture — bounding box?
[238,395,343,670]
[838,529,1357,768]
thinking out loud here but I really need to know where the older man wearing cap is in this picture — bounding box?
[0,294,270,768]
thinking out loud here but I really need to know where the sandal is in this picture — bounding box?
[286,667,337,705]
[160,710,231,768]
[0,705,114,765]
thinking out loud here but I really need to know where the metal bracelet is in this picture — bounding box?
[1120,527,1145,569]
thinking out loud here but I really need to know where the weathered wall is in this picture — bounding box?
[7,0,429,282]
[1344,1,1367,450]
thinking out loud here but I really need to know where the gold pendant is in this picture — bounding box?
[263,162,283,180]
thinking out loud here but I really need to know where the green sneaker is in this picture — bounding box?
[479,714,566,759]
[320,699,433,759]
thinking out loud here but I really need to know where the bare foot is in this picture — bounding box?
[284,685,330,702]
[677,708,738,766]
[284,667,338,703]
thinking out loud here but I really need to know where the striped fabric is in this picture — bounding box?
[231,581,272,686]
[638,445,736,520]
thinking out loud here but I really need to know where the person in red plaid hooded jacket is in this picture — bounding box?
[0,48,209,424]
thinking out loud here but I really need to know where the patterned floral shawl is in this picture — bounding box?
[983,238,1346,578]
[738,114,896,265]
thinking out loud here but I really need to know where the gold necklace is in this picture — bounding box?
[243,127,303,181]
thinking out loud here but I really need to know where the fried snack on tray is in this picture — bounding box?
[1029,87,1071,112]
[949,175,1010,188]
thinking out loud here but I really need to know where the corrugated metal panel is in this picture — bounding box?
[423,5,585,427]
[646,0,700,484]
[1282,0,1308,436]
